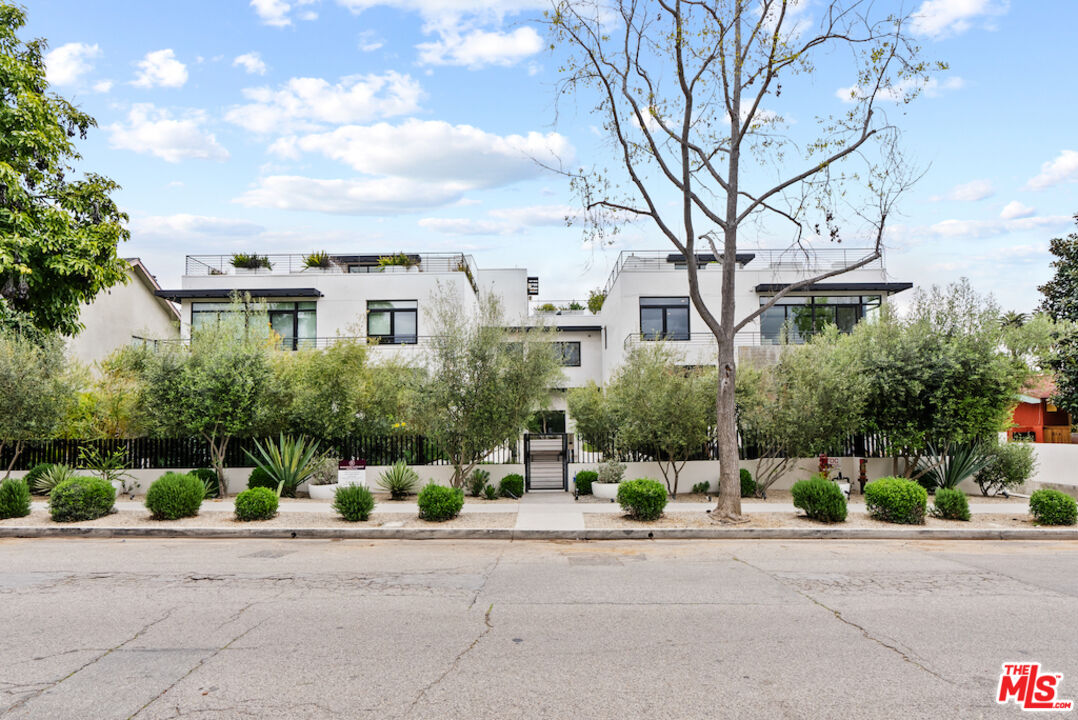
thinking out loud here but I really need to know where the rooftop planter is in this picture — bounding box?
[303,251,336,272]
[230,253,273,273]
[378,253,419,273]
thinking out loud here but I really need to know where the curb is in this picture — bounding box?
[2,526,1077,541]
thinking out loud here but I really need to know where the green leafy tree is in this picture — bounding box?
[567,381,617,458]
[0,3,129,336]
[605,344,715,497]
[546,0,936,521]
[1039,216,1078,416]
[265,340,368,437]
[1000,312,1067,371]
[0,332,75,476]
[56,345,149,439]
[138,303,273,495]
[415,288,563,488]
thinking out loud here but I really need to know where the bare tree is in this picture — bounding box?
[546,0,937,521]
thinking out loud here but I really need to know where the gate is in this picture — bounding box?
[524,433,568,491]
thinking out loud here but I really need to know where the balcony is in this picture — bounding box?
[131,335,436,352]
[624,332,767,353]
[603,247,884,295]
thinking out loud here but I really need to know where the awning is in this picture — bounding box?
[754,282,913,294]
[155,288,323,300]
[667,252,755,266]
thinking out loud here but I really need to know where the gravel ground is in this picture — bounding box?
[0,509,518,529]
[584,510,1036,529]
[579,488,1026,504]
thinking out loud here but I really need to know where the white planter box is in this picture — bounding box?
[592,482,619,500]
[233,267,269,274]
[308,483,338,500]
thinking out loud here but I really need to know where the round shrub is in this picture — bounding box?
[48,477,116,523]
[0,478,31,519]
[24,463,53,496]
[145,472,205,520]
[467,469,490,498]
[499,474,524,498]
[740,468,757,498]
[234,487,278,521]
[931,488,970,521]
[1029,489,1077,526]
[791,475,847,523]
[190,468,220,499]
[617,478,668,521]
[247,467,278,492]
[865,477,928,525]
[417,483,464,522]
[333,485,375,522]
[574,470,597,495]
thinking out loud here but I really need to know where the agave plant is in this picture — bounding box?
[243,434,322,498]
[33,464,77,495]
[377,460,420,500]
[917,442,993,491]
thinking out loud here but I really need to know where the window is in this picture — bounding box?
[759,295,881,344]
[191,300,316,350]
[554,341,581,367]
[367,300,417,344]
[639,297,689,340]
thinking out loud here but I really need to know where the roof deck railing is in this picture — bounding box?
[603,247,884,296]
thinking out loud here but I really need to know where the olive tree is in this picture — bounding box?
[416,288,563,488]
[546,0,937,520]
[0,332,75,476]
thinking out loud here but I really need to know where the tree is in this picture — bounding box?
[265,340,369,438]
[415,288,563,488]
[547,0,937,520]
[56,346,149,439]
[0,3,129,336]
[138,304,273,495]
[739,328,865,496]
[850,281,1023,477]
[1000,312,1066,371]
[567,380,618,458]
[605,344,714,497]
[0,332,75,476]
[1039,216,1078,417]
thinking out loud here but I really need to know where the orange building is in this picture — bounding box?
[1009,375,1073,443]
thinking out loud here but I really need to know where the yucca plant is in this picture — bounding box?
[377,460,420,500]
[32,464,77,495]
[243,434,322,498]
[917,442,992,491]
[304,251,333,268]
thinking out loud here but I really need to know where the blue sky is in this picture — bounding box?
[27,0,1078,312]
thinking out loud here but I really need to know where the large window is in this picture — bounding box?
[367,300,417,344]
[190,301,316,350]
[759,295,881,344]
[554,341,581,367]
[639,297,690,340]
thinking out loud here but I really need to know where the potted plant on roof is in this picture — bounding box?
[378,253,417,273]
[303,251,335,273]
[231,253,273,274]
[591,457,625,501]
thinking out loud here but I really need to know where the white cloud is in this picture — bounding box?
[357,31,384,52]
[1000,201,1035,220]
[93,80,113,93]
[235,175,470,214]
[417,26,543,67]
[911,0,1009,39]
[419,204,578,235]
[251,0,319,27]
[1026,150,1078,191]
[273,119,574,187]
[129,214,265,238]
[233,52,268,75]
[836,76,964,104]
[45,42,102,86]
[107,104,229,162]
[132,49,188,88]
[946,178,994,202]
[224,72,423,133]
[925,214,1070,240]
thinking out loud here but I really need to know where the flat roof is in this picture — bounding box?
[666,252,756,266]
[155,288,324,300]
[753,282,913,294]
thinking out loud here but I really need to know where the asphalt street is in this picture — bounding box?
[1,538,1075,719]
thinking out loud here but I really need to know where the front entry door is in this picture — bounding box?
[524,433,568,491]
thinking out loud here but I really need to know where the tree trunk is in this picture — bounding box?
[208,435,230,496]
[2,440,22,480]
[713,338,745,521]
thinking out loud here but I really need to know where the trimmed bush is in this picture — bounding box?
[145,472,205,520]
[691,481,711,494]
[48,477,115,523]
[499,474,524,498]
[617,478,668,521]
[234,487,278,521]
[482,484,499,500]
[333,485,375,522]
[0,478,31,519]
[1029,489,1078,526]
[247,467,278,492]
[931,488,970,521]
[791,475,847,523]
[24,463,53,496]
[740,468,757,498]
[190,468,220,499]
[865,477,928,525]
[574,470,598,495]
[417,483,464,521]
[467,469,490,498]
[377,460,420,500]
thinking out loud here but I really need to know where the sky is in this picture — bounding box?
[25,0,1078,312]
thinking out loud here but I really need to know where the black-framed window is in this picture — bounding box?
[191,300,316,350]
[554,341,581,367]
[639,297,689,340]
[759,295,881,344]
[367,300,417,344]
